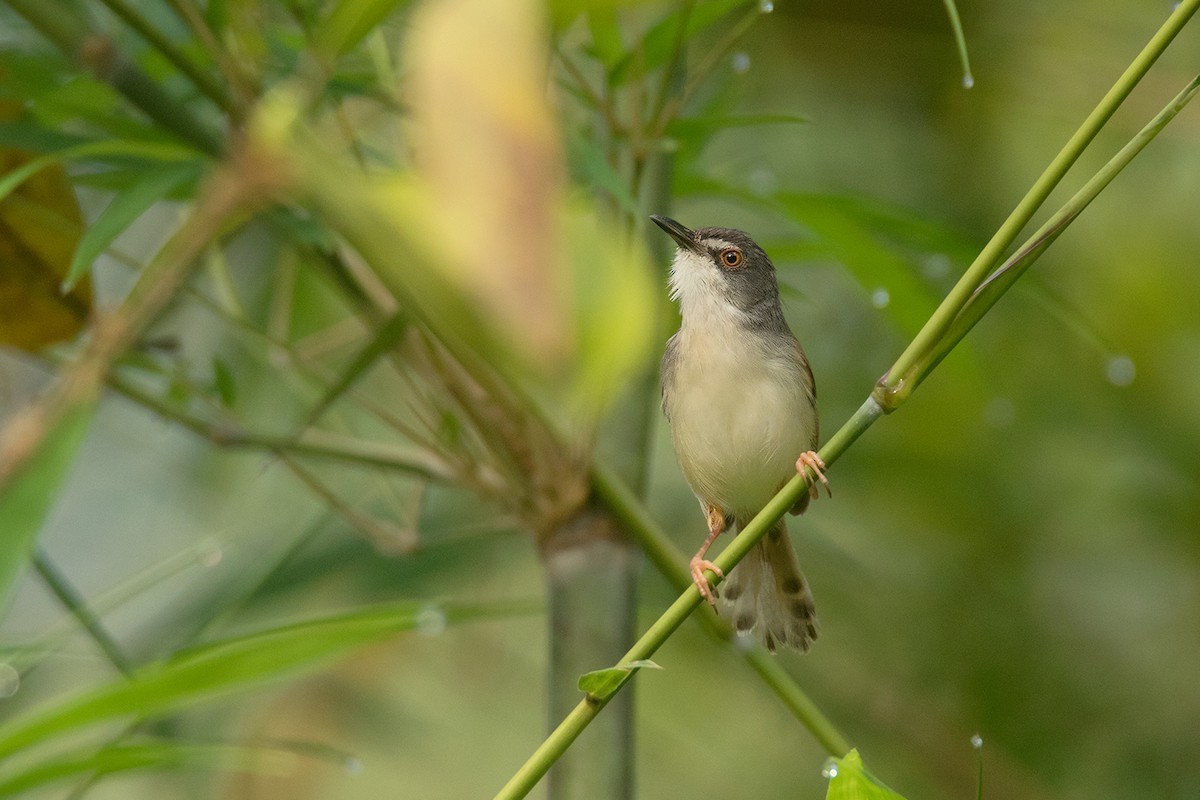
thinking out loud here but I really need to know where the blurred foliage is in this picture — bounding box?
[0,1,1198,799]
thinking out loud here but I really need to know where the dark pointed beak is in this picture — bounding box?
[650,215,701,253]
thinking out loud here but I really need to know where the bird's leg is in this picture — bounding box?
[690,503,728,606]
[795,451,832,500]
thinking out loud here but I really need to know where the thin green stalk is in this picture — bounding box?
[591,462,852,757]
[95,0,239,118]
[881,0,1199,405]
[107,375,458,482]
[496,399,881,799]
[4,0,224,156]
[940,0,974,88]
[498,67,1198,786]
[31,549,134,678]
[912,72,1200,386]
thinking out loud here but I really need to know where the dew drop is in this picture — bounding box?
[871,287,890,309]
[922,253,951,280]
[970,733,984,749]
[198,539,224,568]
[416,604,447,636]
[759,0,774,12]
[821,758,840,779]
[1106,355,1135,387]
[0,664,19,698]
[962,72,976,89]
[344,757,364,775]
[983,396,1014,429]
[731,52,751,74]
[747,168,778,197]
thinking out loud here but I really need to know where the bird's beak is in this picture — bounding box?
[650,215,701,254]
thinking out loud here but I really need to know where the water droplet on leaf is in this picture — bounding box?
[1106,355,1135,387]
[417,604,447,636]
[731,52,751,74]
[759,0,774,12]
[821,758,839,779]
[0,664,19,698]
[984,397,1014,429]
[971,733,984,749]
[747,168,777,196]
[871,287,890,309]
[962,72,975,89]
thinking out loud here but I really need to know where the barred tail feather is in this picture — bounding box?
[721,519,818,653]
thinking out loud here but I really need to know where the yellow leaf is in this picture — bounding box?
[0,91,92,351]
[405,0,570,368]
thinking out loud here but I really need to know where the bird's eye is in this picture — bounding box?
[719,248,743,269]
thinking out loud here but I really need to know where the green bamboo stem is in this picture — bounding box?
[591,462,853,757]
[497,25,1200,794]
[94,0,239,118]
[31,549,134,677]
[880,0,1199,405]
[495,398,881,799]
[911,72,1200,387]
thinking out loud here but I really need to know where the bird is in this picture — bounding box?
[652,214,829,653]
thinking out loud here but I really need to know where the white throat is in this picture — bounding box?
[669,249,748,329]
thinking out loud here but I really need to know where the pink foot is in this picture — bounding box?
[689,556,724,606]
[796,450,831,500]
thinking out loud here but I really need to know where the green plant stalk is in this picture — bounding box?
[94,0,239,118]
[107,375,457,481]
[494,398,881,799]
[590,462,852,757]
[3,0,224,156]
[940,0,974,87]
[880,0,1199,404]
[32,549,134,677]
[910,72,1200,386]
[497,53,1200,799]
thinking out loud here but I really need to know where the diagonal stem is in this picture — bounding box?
[880,0,1199,406]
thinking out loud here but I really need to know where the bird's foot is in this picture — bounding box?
[795,451,831,500]
[689,556,724,606]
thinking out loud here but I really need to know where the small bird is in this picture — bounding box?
[652,215,829,653]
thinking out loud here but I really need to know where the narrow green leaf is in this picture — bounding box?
[211,357,238,408]
[0,599,537,759]
[609,0,745,86]
[305,308,410,425]
[64,161,204,289]
[940,0,974,88]
[0,403,94,612]
[566,135,639,215]
[0,740,294,796]
[585,8,624,68]
[577,659,661,700]
[826,750,908,800]
[319,0,412,58]
[0,139,197,206]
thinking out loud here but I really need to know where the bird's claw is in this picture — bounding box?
[795,450,831,500]
[689,557,724,606]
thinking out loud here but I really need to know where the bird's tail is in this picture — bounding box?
[722,518,818,653]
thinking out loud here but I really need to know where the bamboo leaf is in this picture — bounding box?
[0,740,296,796]
[64,161,204,289]
[825,750,908,800]
[319,0,413,58]
[0,404,95,611]
[577,659,661,700]
[0,599,537,759]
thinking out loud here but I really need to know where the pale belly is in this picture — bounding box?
[665,334,816,516]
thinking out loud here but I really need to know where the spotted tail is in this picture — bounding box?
[722,519,818,653]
